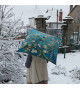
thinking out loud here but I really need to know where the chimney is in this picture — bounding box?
[70,5,73,12]
[59,9,63,22]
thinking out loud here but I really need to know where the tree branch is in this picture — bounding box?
[4,7,14,17]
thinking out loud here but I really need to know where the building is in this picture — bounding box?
[46,9,63,46]
[29,15,47,33]
[62,5,80,51]
[68,5,80,33]
[46,22,63,29]
[46,9,63,29]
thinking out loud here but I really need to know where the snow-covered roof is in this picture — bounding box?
[29,15,47,19]
[63,16,74,20]
[46,16,61,23]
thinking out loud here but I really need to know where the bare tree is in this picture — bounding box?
[0,5,24,36]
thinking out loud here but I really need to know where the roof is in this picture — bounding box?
[63,16,74,20]
[46,16,63,23]
[69,5,80,14]
[29,17,47,19]
[29,15,47,19]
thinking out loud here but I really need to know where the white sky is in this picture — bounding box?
[11,5,70,25]
[0,0,78,26]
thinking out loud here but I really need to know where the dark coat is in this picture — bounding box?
[25,54,32,68]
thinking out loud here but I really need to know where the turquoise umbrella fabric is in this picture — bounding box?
[17,29,61,64]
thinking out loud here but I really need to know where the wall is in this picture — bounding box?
[66,6,80,51]
[46,23,63,29]
[29,18,46,33]
[62,19,74,52]
[36,18,46,33]
[69,6,80,32]
[29,18,36,29]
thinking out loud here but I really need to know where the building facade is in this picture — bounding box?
[62,5,80,51]
[29,15,47,33]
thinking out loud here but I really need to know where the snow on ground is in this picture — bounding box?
[57,52,80,71]
[0,38,80,84]
[48,51,80,84]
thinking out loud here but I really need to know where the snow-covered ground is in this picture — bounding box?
[0,38,80,84]
[48,51,80,84]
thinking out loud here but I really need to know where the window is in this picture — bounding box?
[70,32,79,44]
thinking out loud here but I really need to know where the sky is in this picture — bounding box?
[11,5,70,25]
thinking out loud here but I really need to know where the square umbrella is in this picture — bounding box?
[17,29,61,65]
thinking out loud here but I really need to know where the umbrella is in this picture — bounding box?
[17,29,61,65]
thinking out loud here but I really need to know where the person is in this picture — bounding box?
[25,54,48,84]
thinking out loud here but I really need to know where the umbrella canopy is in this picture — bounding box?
[17,29,61,64]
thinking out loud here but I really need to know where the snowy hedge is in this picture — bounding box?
[51,65,67,76]
[0,39,27,84]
